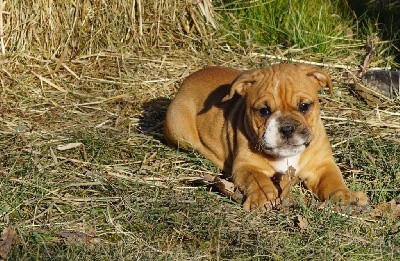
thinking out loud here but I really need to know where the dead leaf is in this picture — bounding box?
[277,197,295,213]
[389,199,400,218]
[202,174,215,183]
[370,199,400,219]
[212,177,243,203]
[295,215,309,230]
[0,227,17,260]
[286,166,296,177]
[214,177,235,193]
[370,208,384,219]
[271,167,300,201]
[57,231,99,245]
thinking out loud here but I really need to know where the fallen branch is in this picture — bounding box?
[250,53,353,69]
[321,116,400,129]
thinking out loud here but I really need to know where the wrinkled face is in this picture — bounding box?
[229,64,331,158]
[247,80,317,157]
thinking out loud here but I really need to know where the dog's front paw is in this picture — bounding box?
[243,186,280,211]
[330,189,369,206]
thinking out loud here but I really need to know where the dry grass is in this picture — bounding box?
[2,0,217,56]
[0,0,399,260]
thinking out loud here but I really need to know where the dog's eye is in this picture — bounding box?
[298,102,311,113]
[259,107,270,117]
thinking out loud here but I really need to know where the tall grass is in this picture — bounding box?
[348,0,400,62]
[218,0,358,53]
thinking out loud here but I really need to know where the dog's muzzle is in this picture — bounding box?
[260,115,311,157]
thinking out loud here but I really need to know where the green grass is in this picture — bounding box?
[218,0,355,53]
[216,0,398,67]
[347,0,400,62]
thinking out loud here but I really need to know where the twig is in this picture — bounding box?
[32,71,68,93]
[250,53,353,69]
[64,93,129,107]
[137,0,143,37]
[321,116,400,129]
[62,63,80,80]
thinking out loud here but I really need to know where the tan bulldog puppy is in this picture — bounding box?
[164,63,368,211]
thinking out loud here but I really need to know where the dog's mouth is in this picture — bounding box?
[261,143,307,157]
[259,134,311,157]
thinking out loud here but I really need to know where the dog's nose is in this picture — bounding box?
[279,125,295,139]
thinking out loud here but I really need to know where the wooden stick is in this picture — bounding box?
[250,53,353,69]
[251,52,392,71]
[321,116,400,129]
[137,0,143,37]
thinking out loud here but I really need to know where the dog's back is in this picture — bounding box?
[164,66,241,168]
[164,66,240,143]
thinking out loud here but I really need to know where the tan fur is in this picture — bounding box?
[164,63,368,211]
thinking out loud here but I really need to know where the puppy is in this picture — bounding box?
[164,63,368,210]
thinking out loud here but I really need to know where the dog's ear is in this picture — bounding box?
[223,69,263,101]
[299,65,332,95]
[307,70,332,95]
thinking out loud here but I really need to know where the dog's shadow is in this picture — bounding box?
[138,97,171,142]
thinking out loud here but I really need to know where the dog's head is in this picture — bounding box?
[226,63,331,157]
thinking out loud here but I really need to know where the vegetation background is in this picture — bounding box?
[0,0,399,259]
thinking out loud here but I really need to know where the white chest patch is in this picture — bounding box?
[271,154,300,175]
